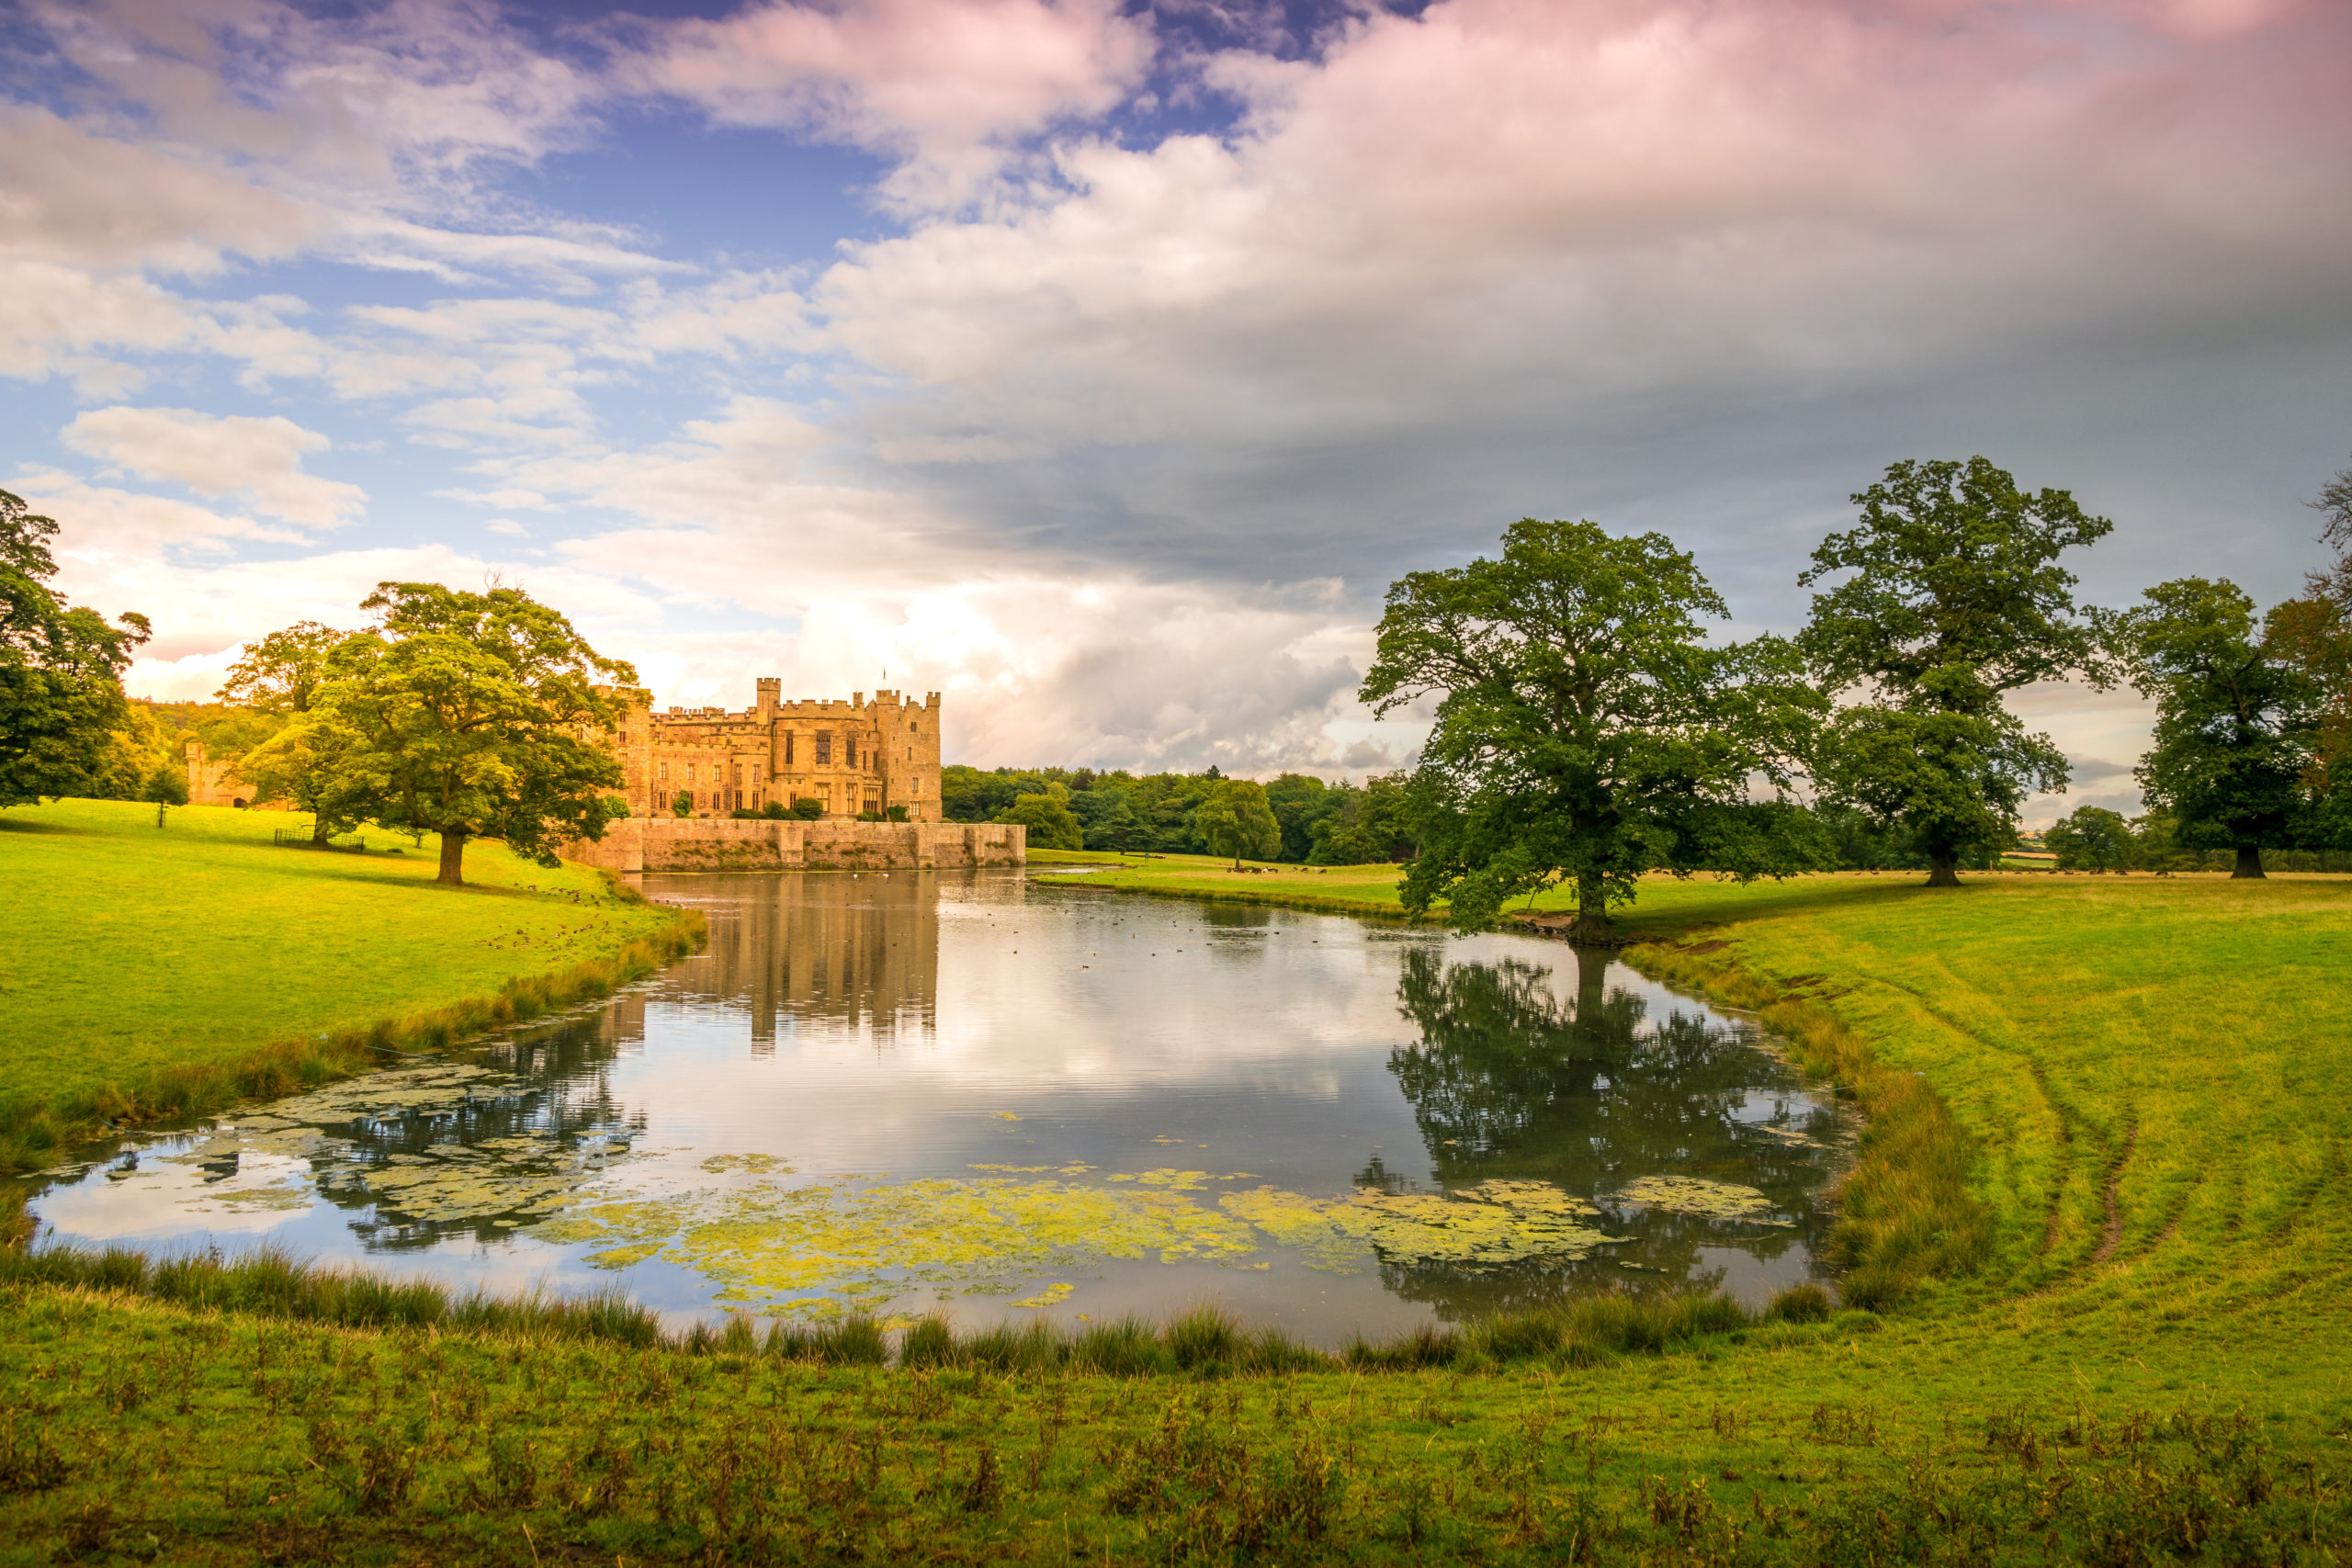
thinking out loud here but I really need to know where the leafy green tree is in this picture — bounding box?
[1264,773,1338,862]
[220,620,352,841]
[1801,457,2113,887]
[2043,804,2137,873]
[139,759,189,806]
[2110,577,2317,879]
[1085,792,1146,853]
[671,790,694,818]
[1306,773,1420,864]
[1194,777,1281,867]
[0,490,151,807]
[1364,519,1828,939]
[996,789,1084,850]
[303,581,637,886]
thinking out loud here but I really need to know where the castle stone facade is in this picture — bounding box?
[609,682,944,822]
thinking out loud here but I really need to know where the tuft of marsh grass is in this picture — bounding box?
[1766,1281,1835,1324]
[0,1242,666,1348]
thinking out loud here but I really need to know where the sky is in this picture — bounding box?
[6,0,2349,820]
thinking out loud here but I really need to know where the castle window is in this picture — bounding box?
[846,736,857,769]
[785,732,795,764]
[816,732,832,765]
[910,720,918,734]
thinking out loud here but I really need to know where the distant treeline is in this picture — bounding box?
[940,766,1416,863]
[941,761,2052,873]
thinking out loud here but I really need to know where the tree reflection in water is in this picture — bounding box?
[314,1003,643,1253]
[1382,944,1844,1316]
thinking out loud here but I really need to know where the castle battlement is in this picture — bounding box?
[605,681,944,822]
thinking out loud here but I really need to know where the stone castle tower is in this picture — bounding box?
[605,682,944,821]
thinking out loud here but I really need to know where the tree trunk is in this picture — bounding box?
[1568,869,1611,943]
[2232,846,2266,880]
[1571,941,1611,1023]
[1925,851,1962,887]
[437,829,467,886]
[311,814,332,845]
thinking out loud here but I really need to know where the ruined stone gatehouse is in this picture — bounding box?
[608,681,944,822]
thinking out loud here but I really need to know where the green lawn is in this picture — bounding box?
[0,799,688,1147]
[1033,849,2043,931]
[4,851,2349,1562]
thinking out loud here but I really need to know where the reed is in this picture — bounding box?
[0,1242,667,1348]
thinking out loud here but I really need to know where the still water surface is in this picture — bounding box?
[30,871,1849,1342]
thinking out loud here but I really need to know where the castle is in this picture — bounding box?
[608,682,944,822]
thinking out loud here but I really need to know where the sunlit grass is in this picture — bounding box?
[0,798,695,1160]
[6,844,2350,1561]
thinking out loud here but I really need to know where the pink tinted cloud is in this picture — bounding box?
[625,0,1152,191]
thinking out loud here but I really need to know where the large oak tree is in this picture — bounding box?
[1363,519,1828,940]
[1800,457,2111,886]
[302,582,636,886]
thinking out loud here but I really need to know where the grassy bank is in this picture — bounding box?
[4,856,2348,1561]
[0,799,703,1167]
[1028,850,2068,931]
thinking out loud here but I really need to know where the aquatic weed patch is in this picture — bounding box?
[528,1173,1266,1314]
[1221,1179,1627,1274]
[35,1061,645,1236]
[1613,1176,1789,1225]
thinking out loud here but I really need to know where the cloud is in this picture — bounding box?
[60,407,366,529]
[797,0,2352,589]
[18,0,2352,786]
[2065,754,2137,787]
[623,0,1154,207]
[0,106,313,274]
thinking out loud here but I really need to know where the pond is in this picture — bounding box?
[25,871,1852,1343]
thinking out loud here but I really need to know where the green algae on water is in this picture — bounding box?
[1613,1175,1788,1224]
[1219,1179,1622,1275]
[526,1174,1262,1314]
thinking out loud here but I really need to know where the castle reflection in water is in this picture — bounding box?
[635,872,941,1055]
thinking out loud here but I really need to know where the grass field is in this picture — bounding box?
[3,848,2349,1562]
[0,798,696,1163]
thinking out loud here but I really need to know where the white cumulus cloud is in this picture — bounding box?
[60,407,366,529]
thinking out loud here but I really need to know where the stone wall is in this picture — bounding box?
[559,818,1025,873]
[184,739,291,810]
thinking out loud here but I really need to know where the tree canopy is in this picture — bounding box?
[2043,804,2136,873]
[221,620,352,841]
[0,490,151,808]
[995,785,1084,851]
[2109,577,2317,878]
[1194,777,1281,867]
[296,582,637,886]
[1801,457,2111,886]
[1363,518,1828,938]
